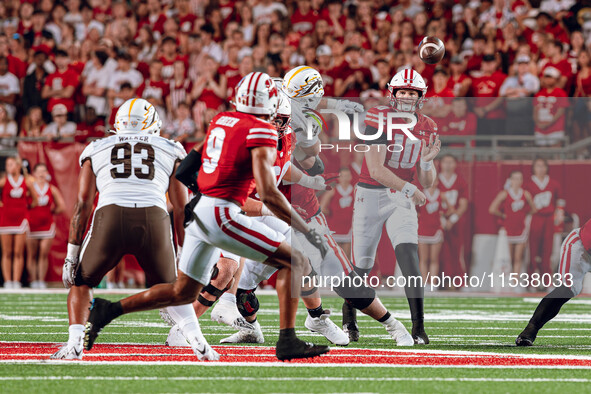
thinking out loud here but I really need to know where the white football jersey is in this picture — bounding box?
[290,100,321,149]
[80,134,187,211]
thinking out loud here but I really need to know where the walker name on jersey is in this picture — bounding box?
[117,135,152,143]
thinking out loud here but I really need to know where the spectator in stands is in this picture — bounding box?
[0,34,27,80]
[137,59,169,120]
[108,82,135,127]
[76,106,105,142]
[334,46,371,97]
[159,36,188,81]
[136,25,158,63]
[82,50,109,120]
[473,53,507,137]
[107,52,143,112]
[448,55,471,97]
[164,102,196,142]
[539,39,573,93]
[533,66,569,147]
[42,103,76,140]
[41,49,78,116]
[199,24,223,64]
[22,50,48,117]
[191,55,226,132]
[0,103,18,150]
[20,106,45,138]
[166,59,192,116]
[0,55,20,121]
[441,98,477,147]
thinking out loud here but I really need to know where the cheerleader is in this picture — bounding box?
[0,156,37,288]
[26,163,66,289]
[489,171,537,274]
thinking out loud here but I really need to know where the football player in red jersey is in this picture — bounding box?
[524,158,565,279]
[345,68,441,345]
[489,171,536,275]
[84,72,330,361]
[516,217,591,346]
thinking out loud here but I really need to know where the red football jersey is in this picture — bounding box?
[533,88,568,136]
[251,131,292,201]
[359,106,438,186]
[579,218,591,255]
[418,188,443,237]
[502,188,528,237]
[437,173,468,210]
[524,175,562,216]
[197,111,278,206]
[326,184,354,235]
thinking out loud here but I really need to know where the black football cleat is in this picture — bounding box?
[275,337,330,361]
[84,298,118,351]
[412,325,430,345]
[516,324,538,347]
[342,302,359,342]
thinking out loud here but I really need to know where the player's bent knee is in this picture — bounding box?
[236,288,260,317]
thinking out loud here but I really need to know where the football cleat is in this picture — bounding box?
[220,321,265,344]
[187,335,220,361]
[275,336,330,361]
[516,324,538,347]
[50,338,84,360]
[386,320,414,346]
[83,298,117,351]
[165,324,190,347]
[159,308,176,327]
[412,322,430,345]
[210,299,255,331]
[305,310,349,346]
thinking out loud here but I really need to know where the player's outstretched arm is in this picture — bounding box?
[251,146,309,234]
[366,144,426,206]
[169,162,189,247]
[417,134,441,189]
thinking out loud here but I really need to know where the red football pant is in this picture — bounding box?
[528,214,555,276]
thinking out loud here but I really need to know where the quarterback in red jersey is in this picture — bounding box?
[489,171,536,275]
[517,217,591,346]
[347,68,441,345]
[85,72,330,362]
[524,158,564,278]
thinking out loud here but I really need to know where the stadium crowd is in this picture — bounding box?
[0,0,591,146]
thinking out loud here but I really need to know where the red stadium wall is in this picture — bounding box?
[16,141,591,283]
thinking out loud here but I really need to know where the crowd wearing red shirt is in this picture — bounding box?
[0,0,590,146]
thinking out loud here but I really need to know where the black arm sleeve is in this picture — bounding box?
[364,124,388,145]
[175,149,201,194]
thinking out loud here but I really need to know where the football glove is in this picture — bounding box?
[62,256,79,289]
[298,174,330,191]
[305,229,329,259]
[333,99,364,114]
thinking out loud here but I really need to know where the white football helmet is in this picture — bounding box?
[114,98,162,135]
[387,68,427,112]
[234,71,279,118]
[272,78,291,137]
[282,65,324,109]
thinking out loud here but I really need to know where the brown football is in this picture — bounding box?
[418,36,445,65]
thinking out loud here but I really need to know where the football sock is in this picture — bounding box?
[529,287,573,329]
[379,313,396,328]
[378,311,391,323]
[307,305,324,318]
[219,292,236,304]
[68,324,85,345]
[394,243,424,321]
[279,328,297,340]
[166,304,204,340]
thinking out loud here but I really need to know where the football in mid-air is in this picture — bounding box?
[418,36,445,65]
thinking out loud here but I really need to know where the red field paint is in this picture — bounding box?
[2,342,591,367]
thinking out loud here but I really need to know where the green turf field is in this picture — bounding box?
[1,291,591,393]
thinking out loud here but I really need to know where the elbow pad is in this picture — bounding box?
[175,150,201,194]
[306,155,325,176]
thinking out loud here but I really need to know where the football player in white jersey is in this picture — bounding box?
[51,98,188,359]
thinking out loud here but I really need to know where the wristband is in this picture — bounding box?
[401,182,418,199]
[298,174,324,190]
[67,243,80,259]
[449,214,459,224]
[420,159,433,171]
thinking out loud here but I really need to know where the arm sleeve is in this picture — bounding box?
[175,149,201,194]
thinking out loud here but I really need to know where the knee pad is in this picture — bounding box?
[551,286,575,298]
[306,155,325,176]
[236,288,260,317]
[197,282,227,307]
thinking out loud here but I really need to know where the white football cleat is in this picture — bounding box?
[386,320,414,346]
[159,308,176,326]
[165,324,190,347]
[220,321,264,344]
[188,335,220,361]
[210,299,254,331]
[50,336,84,360]
[305,310,349,346]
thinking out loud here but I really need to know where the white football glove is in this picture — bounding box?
[62,243,80,289]
[298,174,329,190]
[330,99,365,114]
[62,256,79,289]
